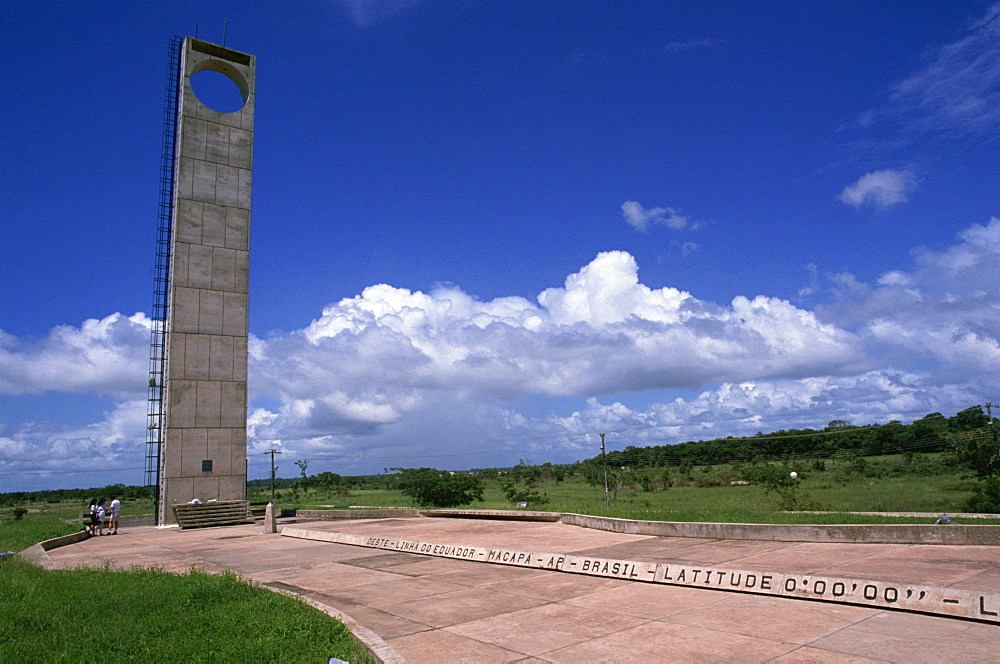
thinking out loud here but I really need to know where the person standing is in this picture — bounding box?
[107,496,121,535]
[87,499,99,535]
[95,499,107,536]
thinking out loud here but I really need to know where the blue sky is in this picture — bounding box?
[2,1,999,491]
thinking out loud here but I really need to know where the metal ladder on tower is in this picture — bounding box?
[145,35,183,523]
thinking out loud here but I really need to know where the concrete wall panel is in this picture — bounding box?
[238,168,252,209]
[215,164,240,207]
[161,429,183,475]
[192,477,220,503]
[230,430,247,472]
[234,337,248,381]
[222,292,247,336]
[205,121,230,165]
[198,290,225,335]
[176,200,202,244]
[166,380,197,428]
[171,244,191,288]
[234,251,249,292]
[180,428,209,477]
[211,247,236,291]
[240,97,254,131]
[194,381,222,428]
[207,428,232,475]
[225,208,249,250]
[201,203,227,247]
[177,157,194,200]
[220,382,246,427]
[217,476,246,503]
[229,128,252,169]
[181,117,208,161]
[191,160,216,203]
[209,335,234,381]
[186,243,214,288]
[184,334,211,380]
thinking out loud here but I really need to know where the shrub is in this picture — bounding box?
[501,480,547,506]
[749,467,828,511]
[501,460,550,506]
[944,428,999,478]
[390,468,484,508]
[964,478,1000,514]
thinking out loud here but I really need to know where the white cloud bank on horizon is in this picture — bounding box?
[818,217,1000,387]
[2,220,999,485]
[838,169,916,209]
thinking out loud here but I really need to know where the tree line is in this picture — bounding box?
[582,409,988,470]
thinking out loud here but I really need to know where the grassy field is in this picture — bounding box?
[0,519,81,553]
[283,479,987,524]
[3,453,993,534]
[272,453,994,524]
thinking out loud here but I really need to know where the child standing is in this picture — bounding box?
[95,498,107,536]
[87,499,99,535]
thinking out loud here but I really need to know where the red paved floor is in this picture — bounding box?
[46,517,1000,662]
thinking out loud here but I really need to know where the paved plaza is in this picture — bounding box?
[47,516,1000,662]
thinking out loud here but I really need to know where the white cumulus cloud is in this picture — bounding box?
[839,169,916,209]
[0,313,150,397]
[622,200,691,231]
[249,251,868,451]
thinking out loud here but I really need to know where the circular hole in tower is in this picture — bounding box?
[190,69,246,113]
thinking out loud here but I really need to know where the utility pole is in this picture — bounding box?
[600,433,610,507]
[266,449,282,503]
[985,403,1000,473]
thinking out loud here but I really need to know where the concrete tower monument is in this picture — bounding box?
[158,37,255,524]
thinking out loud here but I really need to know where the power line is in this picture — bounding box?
[257,433,599,461]
[0,466,144,478]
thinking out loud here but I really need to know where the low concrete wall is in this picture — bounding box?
[119,514,156,527]
[294,508,999,545]
[19,529,92,569]
[296,509,422,521]
[559,513,1000,545]
[77,513,156,527]
[39,529,90,551]
[420,509,560,522]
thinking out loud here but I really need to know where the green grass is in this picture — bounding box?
[0,519,81,553]
[0,557,374,663]
[1,516,374,662]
